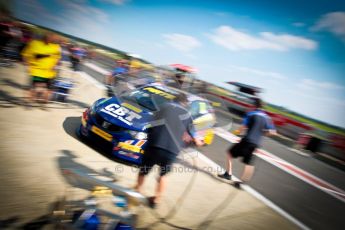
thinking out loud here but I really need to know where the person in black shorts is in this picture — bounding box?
[31,76,53,89]
[218,98,276,188]
[135,93,203,208]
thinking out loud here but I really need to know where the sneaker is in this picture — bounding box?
[233,181,243,189]
[147,196,157,209]
[217,172,232,180]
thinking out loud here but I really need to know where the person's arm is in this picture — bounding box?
[185,115,204,146]
[233,114,249,136]
[21,41,34,65]
[266,129,277,136]
[237,125,247,136]
[265,116,277,136]
[53,45,62,70]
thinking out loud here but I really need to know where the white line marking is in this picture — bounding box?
[84,62,111,75]
[214,128,345,203]
[78,71,106,90]
[195,151,310,230]
[287,147,311,157]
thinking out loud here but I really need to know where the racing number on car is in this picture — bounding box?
[101,104,142,125]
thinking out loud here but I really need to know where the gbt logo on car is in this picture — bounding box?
[100,104,142,126]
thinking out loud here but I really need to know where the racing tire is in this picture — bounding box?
[76,125,87,142]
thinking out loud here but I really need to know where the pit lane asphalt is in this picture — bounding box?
[82,63,345,230]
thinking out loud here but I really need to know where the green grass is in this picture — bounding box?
[264,105,345,136]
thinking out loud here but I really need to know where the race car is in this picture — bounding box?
[78,83,216,164]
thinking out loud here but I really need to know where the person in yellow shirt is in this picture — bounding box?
[21,33,61,104]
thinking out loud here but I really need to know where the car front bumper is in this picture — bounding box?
[79,112,146,164]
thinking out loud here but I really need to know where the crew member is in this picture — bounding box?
[105,59,128,96]
[105,60,128,85]
[218,98,276,188]
[69,45,86,71]
[135,93,203,208]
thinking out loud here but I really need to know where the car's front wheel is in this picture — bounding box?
[76,125,87,141]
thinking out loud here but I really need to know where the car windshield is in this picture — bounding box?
[121,86,174,111]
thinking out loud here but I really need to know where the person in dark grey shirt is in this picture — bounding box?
[218,98,276,188]
[134,93,203,207]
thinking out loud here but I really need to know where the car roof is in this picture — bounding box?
[142,83,209,103]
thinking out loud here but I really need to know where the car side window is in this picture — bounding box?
[190,101,209,118]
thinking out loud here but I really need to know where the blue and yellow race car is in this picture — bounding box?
[78,83,215,164]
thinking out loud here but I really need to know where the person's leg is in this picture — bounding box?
[43,80,53,103]
[218,149,235,180]
[135,151,155,193]
[154,175,167,204]
[27,78,36,103]
[234,145,256,189]
[234,164,255,189]
[105,75,114,97]
[218,152,232,180]
[226,152,233,175]
[152,153,174,205]
[72,60,78,72]
[34,82,46,102]
[241,164,255,182]
[42,87,50,103]
[135,173,146,194]
[105,74,111,85]
[28,88,35,102]
[33,85,43,102]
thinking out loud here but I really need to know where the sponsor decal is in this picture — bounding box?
[91,126,112,141]
[136,140,147,147]
[143,87,176,99]
[118,150,140,159]
[116,140,146,154]
[117,141,142,153]
[100,104,142,126]
[121,102,142,113]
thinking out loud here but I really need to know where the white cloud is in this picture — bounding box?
[312,12,345,41]
[208,25,317,51]
[260,32,317,50]
[99,0,130,6]
[299,78,345,91]
[228,65,285,79]
[163,33,201,52]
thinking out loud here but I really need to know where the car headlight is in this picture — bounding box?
[129,131,147,140]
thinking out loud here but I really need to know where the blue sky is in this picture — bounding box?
[14,0,345,127]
